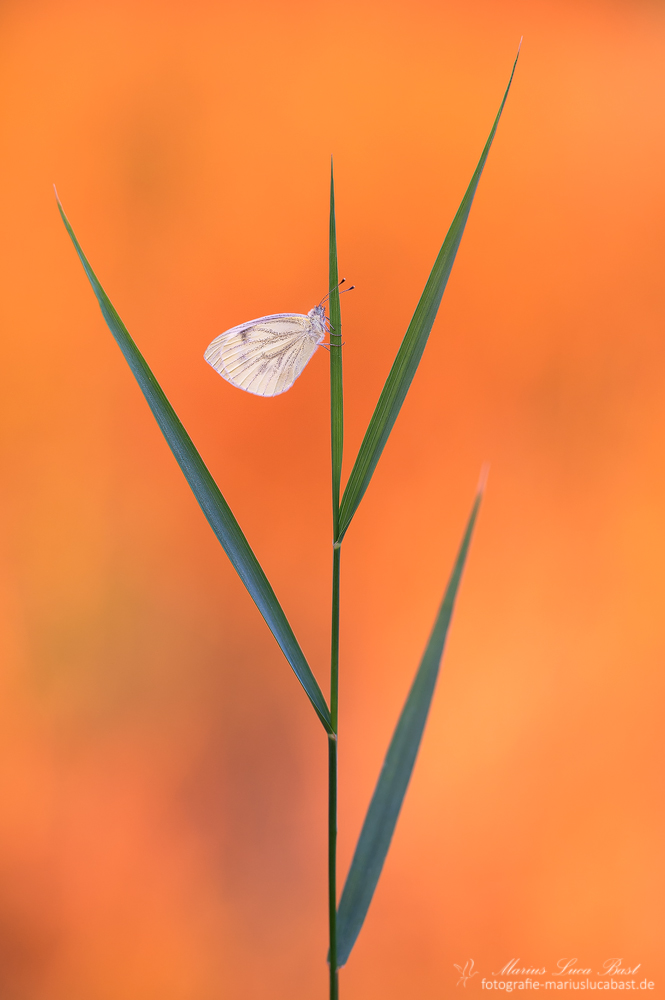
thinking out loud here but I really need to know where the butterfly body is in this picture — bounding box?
[204,304,327,397]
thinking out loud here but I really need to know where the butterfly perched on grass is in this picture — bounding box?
[204,281,352,397]
[204,304,328,397]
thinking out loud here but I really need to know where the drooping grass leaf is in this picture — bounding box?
[335,476,486,966]
[329,158,343,536]
[336,49,519,542]
[56,193,333,734]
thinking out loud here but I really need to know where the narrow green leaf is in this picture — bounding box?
[337,49,519,542]
[335,477,486,966]
[56,193,332,734]
[329,159,343,733]
[329,158,343,538]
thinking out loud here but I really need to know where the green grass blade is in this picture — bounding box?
[328,160,343,995]
[337,49,518,542]
[329,158,343,538]
[329,159,343,730]
[335,477,486,966]
[56,193,332,734]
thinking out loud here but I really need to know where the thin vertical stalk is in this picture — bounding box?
[330,546,341,729]
[328,547,341,999]
[328,733,338,1000]
[328,549,341,1000]
[328,159,343,998]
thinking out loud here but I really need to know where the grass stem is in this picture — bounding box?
[329,157,343,997]
[328,733,338,999]
[331,546,341,730]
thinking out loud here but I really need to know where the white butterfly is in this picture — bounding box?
[204,304,328,397]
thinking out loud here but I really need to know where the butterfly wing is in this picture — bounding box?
[204,313,323,397]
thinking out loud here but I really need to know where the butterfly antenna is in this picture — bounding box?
[339,284,355,295]
[319,277,346,307]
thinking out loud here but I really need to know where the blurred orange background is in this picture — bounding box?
[0,0,664,997]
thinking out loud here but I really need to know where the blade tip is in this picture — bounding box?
[477,462,490,494]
